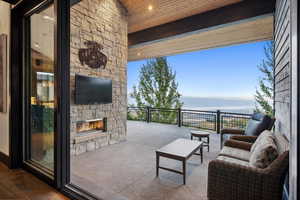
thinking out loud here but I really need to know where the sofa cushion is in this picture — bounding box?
[249,135,278,168]
[245,119,261,136]
[219,146,251,162]
[250,130,274,153]
[244,113,272,136]
[217,156,250,167]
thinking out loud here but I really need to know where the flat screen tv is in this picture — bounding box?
[75,74,112,104]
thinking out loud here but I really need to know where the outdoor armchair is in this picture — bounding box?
[220,112,274,148]
[208,151,289,200]
[230,135,258,143]
[208,132,289,200]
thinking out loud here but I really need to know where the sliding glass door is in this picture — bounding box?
[10,0,96,198]
[26,4,55,171]
[12,0,71,188]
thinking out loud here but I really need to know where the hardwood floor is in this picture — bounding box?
[0,162,68,200]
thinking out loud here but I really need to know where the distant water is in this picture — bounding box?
[180,96,255,114]
[128,96,255,114]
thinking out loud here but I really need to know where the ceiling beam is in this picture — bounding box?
[128,0,276,46]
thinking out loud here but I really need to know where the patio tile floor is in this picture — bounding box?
[71,121,220,200]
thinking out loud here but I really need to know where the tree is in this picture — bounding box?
[130,57,183,123]
[255,41,275,117]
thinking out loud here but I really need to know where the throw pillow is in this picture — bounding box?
[250,130,274,153]
[249,135,278,168]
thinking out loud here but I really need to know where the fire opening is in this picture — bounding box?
[76,118,107,134]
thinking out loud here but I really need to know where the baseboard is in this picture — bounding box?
[0,151,11,168]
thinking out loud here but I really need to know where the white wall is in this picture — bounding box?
[0,1,11,155]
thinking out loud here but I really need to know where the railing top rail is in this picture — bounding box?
[127,106,177,111]
[127,107,178,111]
[150,108,178,111]
[128,106,253,117]
[181,109,217,114]
[128,106,147,109]
[220,111,252,117]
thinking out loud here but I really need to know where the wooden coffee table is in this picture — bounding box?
[156,138,203,184]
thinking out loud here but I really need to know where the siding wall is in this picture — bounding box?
[274,0,291,139]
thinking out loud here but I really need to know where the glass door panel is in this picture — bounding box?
[29,4,55,170]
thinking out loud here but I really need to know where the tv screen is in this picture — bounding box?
[75,74,112,104]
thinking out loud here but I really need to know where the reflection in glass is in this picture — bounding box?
[30,5,54,170]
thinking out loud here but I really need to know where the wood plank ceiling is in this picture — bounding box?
[120,0,242,33]
[128,14,273,61]
[120,0,275,61]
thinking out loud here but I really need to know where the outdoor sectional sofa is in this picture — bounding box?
[207,130,289,200]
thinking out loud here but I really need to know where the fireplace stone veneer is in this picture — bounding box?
[70,0,127,156]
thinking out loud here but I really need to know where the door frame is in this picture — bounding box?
[10,1,97,199]
[9,0,70,188]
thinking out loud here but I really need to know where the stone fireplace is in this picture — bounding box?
[76,118,107,134]
[70,0,127,156]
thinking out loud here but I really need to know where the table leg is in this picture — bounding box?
[191,135,193,140]
[156,153,160,177]
[183,159,186,185]
[220,134,223,149]
[207,136,210,152]
[200,146,203,164]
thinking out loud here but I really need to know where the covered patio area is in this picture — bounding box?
[71,121,220,200]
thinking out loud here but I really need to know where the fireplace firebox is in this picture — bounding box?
[76,118,107,134]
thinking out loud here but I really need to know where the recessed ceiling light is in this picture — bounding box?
[148,5,153,11]
[137,52,141,56]
[43,15,54,21]
[37,72,54,76]
[34,42,40,48]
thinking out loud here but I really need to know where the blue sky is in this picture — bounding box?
[127,40,270,99]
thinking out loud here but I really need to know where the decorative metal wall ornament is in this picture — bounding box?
[78,41,108,69]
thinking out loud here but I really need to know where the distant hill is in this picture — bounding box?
[128,96,255,114]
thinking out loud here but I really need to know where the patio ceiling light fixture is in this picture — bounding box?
[43,15,55,22]
[34,42,40,48]
[148,5,153,11]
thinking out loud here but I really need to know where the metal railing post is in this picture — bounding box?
[147,106,151,123]
[216,110,221,133]
[178,107,182,127]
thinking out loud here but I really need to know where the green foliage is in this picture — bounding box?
[127,108,147,121]
[255,41,274,117]
[130,57,183,122]
[222,118,249,129]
